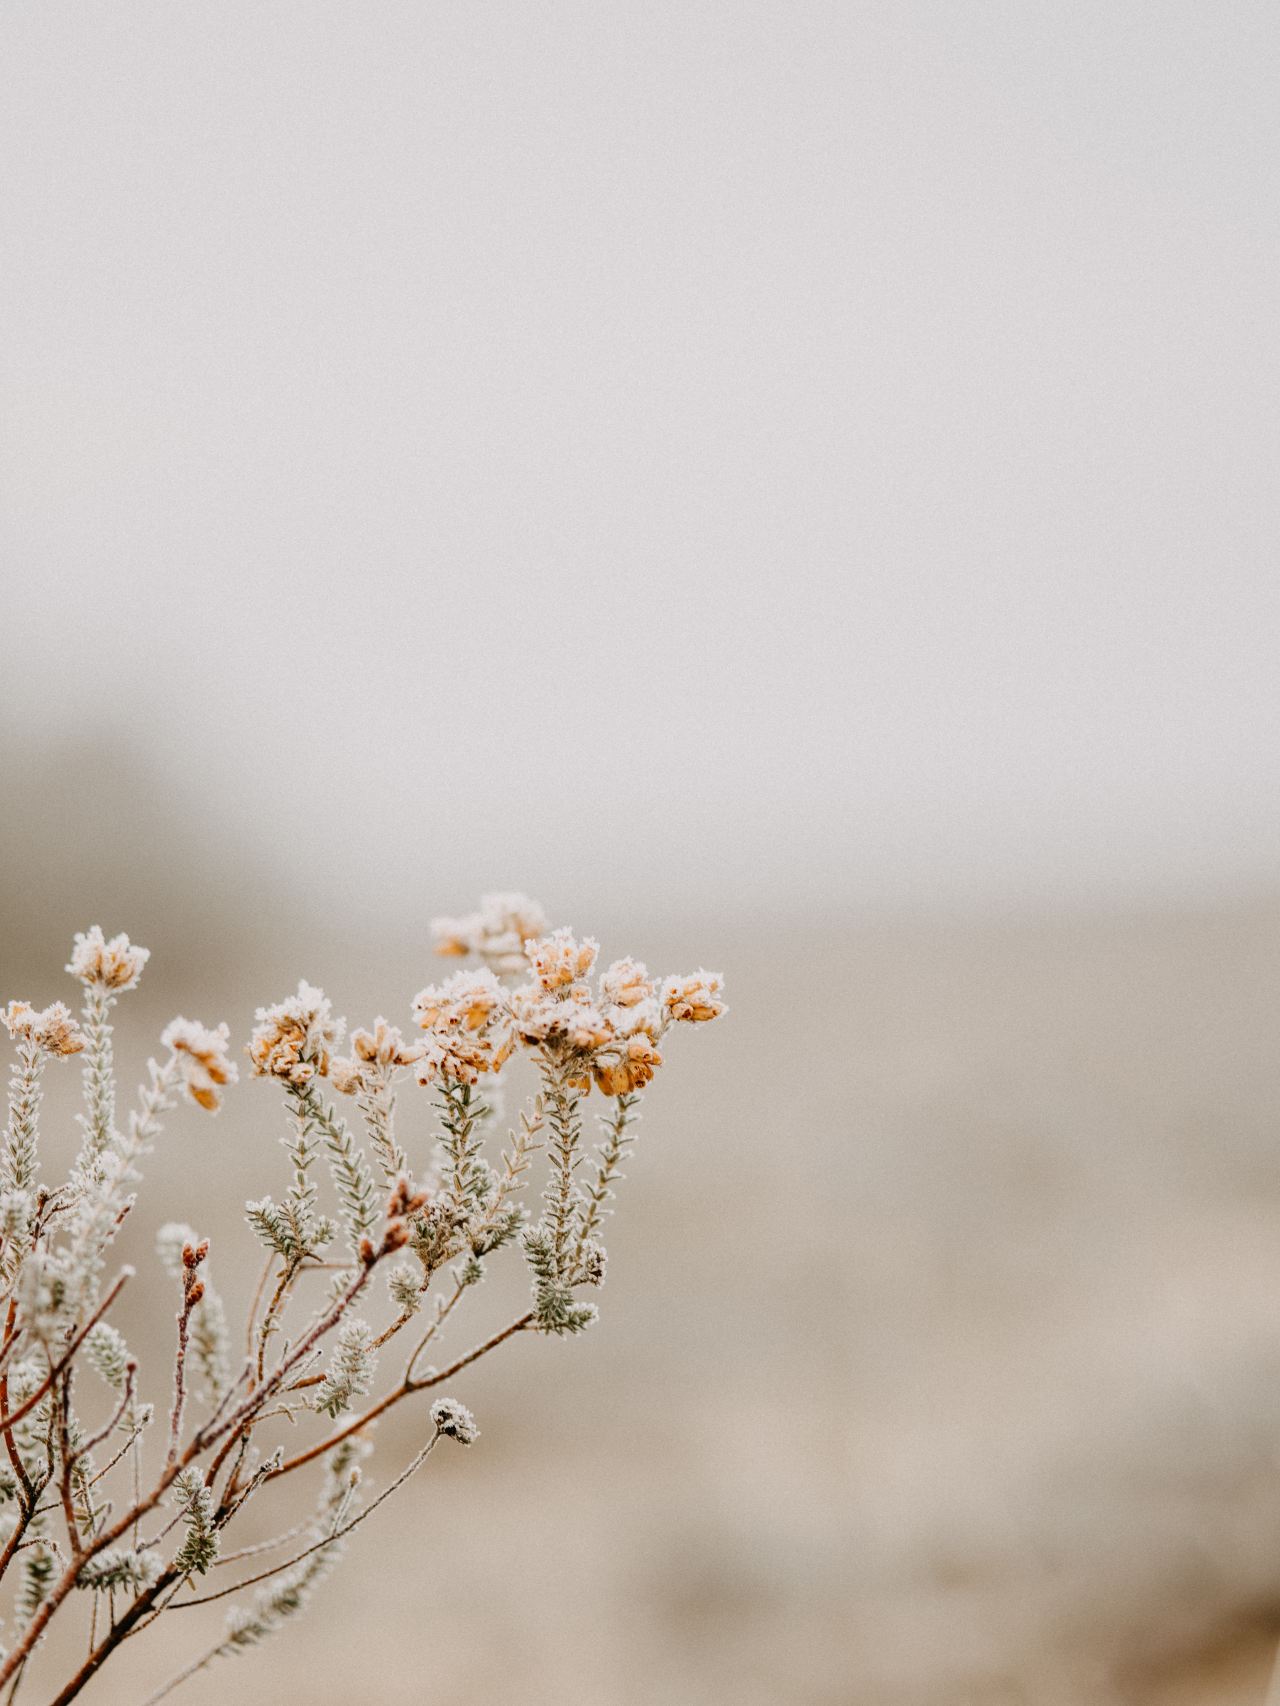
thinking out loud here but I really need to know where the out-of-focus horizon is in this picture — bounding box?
[3,5,1280,1705]
[2,1,1279,925]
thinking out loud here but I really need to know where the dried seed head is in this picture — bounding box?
[156,1222,197,1279]
[507,984,593,1046]
[430,1397,478,1445]
[387,1177,425,1219]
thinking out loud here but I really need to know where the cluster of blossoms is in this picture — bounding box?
[400,917,726,1099]
[2,1000,86,1057]
[66,926,150,993]
[411,968,515,1086]
[329,1019,425,1097]
[248,982,345,1086]
[252,912,725,1105]
[429,891,550,973]
[0,899,722,1706]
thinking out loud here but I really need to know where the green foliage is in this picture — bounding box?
[522,1225,598,1336]
[572,1093,638,1277]
[172,1468,219,1577]
[386,1261,422,1316]
[3,1045,43,1199]
[19,1541,55,1618]
[301,1086,379,1257]
[470,1203,524,1257]
[76,986,117,1159]
[313,1319,377,1419]
[244,1195,334,1264]
[75,1548,161,1593]
[84,1322,131,1391]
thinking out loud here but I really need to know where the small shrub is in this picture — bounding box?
[0,896,724,1702]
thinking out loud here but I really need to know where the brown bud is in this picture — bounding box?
[382,1219,409,1255]
[186,1279,205,1308]
[181,1242,197,1268]
[358,1236,376,1267]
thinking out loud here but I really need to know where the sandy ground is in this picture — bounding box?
[5,887,1280,1704]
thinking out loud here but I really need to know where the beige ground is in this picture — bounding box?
[5,867,1280,1703]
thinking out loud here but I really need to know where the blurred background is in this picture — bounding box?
[2,3,1280,1702]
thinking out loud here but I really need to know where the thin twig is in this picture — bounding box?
[271,1311,532,1480]
[71,1363,136,1468]
[1,1271,133,1447]
[173,1430,442,1609]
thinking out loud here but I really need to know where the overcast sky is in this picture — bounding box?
[2,1,1278,921]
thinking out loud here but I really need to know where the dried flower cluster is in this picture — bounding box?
[2,1004,85,1059]
[0,899,723,1703]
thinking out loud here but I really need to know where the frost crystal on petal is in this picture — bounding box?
[66,927,150,992]
[248,982,345,1084]
[162,1017,238,1111]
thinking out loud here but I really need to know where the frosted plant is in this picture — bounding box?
[0,902,724,1703]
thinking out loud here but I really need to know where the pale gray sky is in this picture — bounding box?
[2,2,1278,919]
